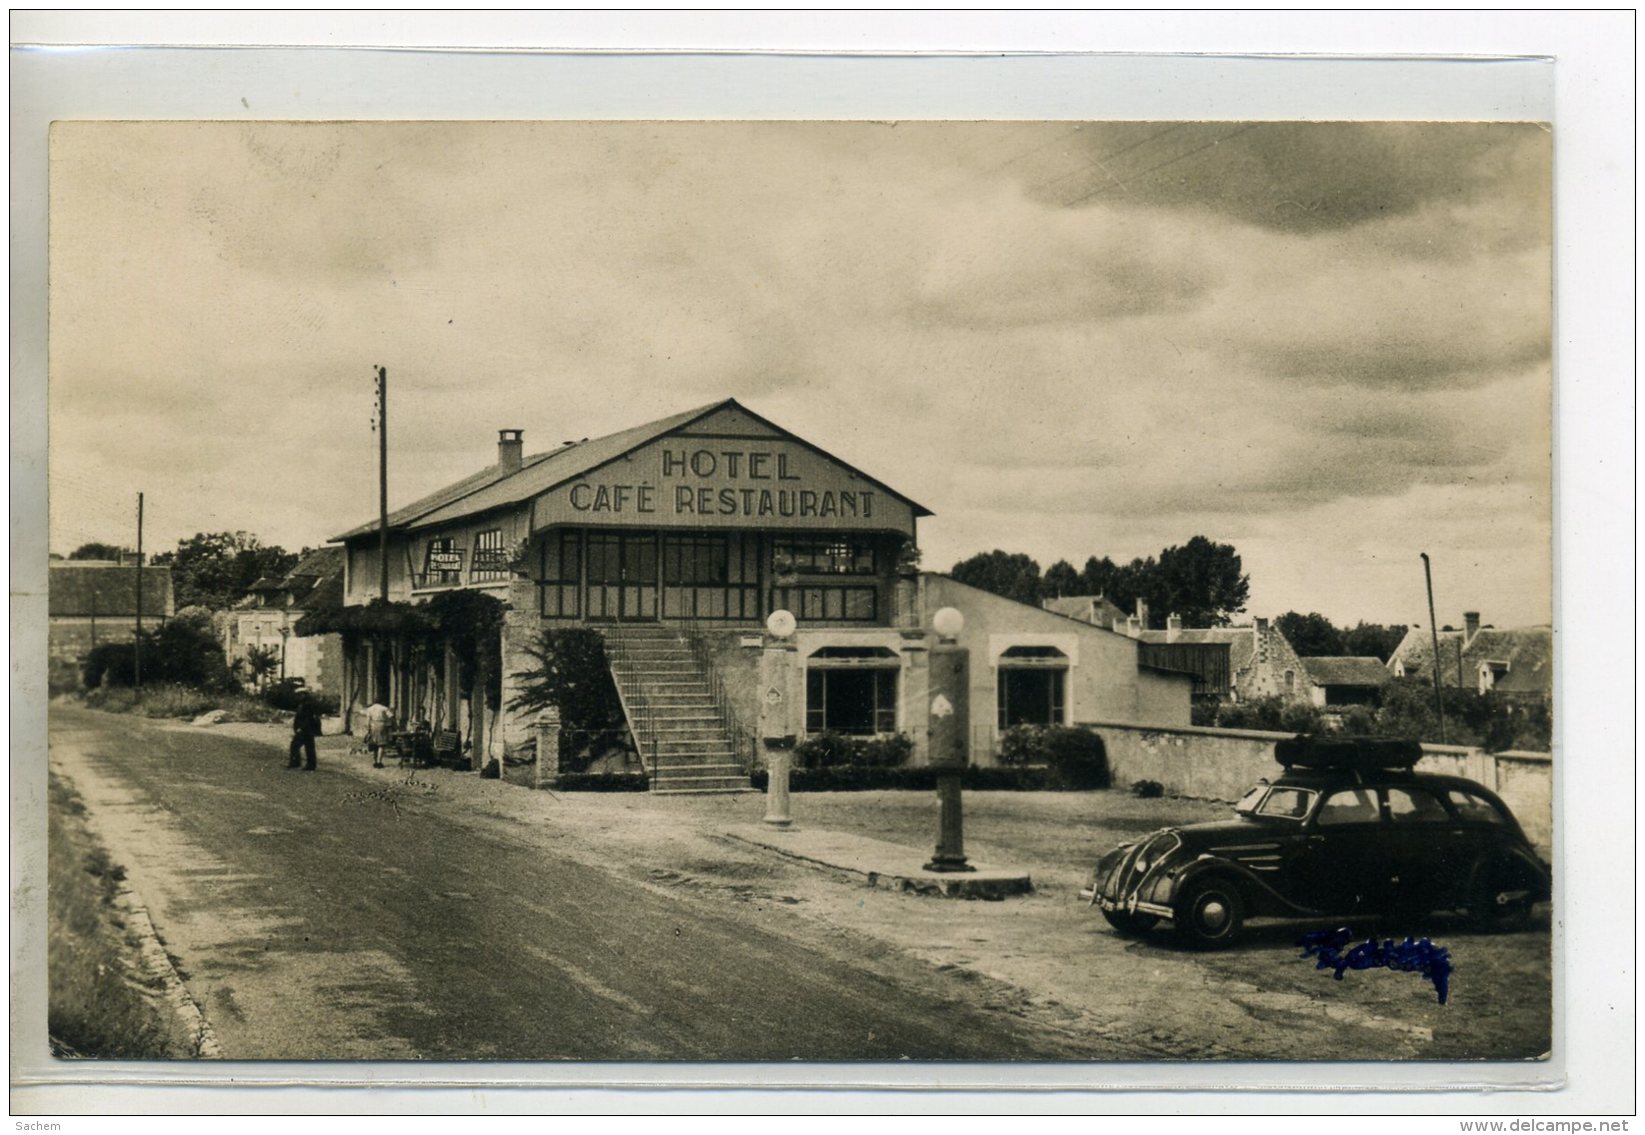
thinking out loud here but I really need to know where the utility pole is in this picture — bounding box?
[377,365,390,603]
[134,492,145,691]
[1420,552,1446,743]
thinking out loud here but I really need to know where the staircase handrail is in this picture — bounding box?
[600,631,657,786]
[682,627,758,775]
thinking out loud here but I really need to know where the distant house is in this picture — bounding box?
[1388,611,1553,701]
[1052,597,1310,705]
[224,547,344,693]
[1300,656,1391,709]
[1042,594,1129,631]
[48,558,175,687]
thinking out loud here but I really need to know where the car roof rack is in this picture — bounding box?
[1274,735,1423,771]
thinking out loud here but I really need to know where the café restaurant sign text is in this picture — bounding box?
[532,435,915,533]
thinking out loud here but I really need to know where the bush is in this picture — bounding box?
[997,725,1046,766]
[793,732,914,769]
[1041,726,1110,789]
[1131,778,1165,798]
[260,678,339,716]
[856,733,913,768]
[794,731,857,769]
[80,618,235,692]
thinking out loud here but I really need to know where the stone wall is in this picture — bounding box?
[1083,720,1553,852]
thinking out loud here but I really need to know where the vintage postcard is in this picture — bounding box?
[39,117,1557,1070]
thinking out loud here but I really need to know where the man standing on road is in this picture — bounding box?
[288,695,323,772]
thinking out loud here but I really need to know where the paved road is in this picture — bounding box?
[49,705,1082,1061]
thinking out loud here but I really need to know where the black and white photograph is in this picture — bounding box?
[41,115,1557,1065]
[10,15,1634,1119]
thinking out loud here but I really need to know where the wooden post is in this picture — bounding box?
[472,646,488,772]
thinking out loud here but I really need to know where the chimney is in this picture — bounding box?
[497,429,524,472]
[1463,611,1480,643]
[1125,615,1140,638]
[1135,598,1149,630]
[1254,616,1269,636]
[1166,613,1182,643]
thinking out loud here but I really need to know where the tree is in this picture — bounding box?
[1276,611,1346,657]
[949,550,1043,607]
[1343,621,1408,663]
[1153,536,1250,627]
[243,644,282,690]
[1040,560,1082,600]
[152,531,298,610]
[69,541,124,561]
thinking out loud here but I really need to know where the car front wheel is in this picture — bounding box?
[1101,908,1159,937]
[1173,876,1245,949]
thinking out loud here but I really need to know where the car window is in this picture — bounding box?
[1234,784,1269,813]
[1386,786,1451,824]
[1446,788,1509,825]
[1315,788,1379,826]
[1254,787,1314,819]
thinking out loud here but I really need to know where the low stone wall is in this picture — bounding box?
[1081,720,1552,850]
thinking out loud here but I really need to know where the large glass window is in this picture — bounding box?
[471,528,509,582]
[771,585,877,622]
[662,534,762,619]
[773,537,877,575]
[538,530,581,618]
[805,650,899,735]
[998,668,1066,728]
[996,645,1069,729]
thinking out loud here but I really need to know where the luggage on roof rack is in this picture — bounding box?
[1274,735,1422,771]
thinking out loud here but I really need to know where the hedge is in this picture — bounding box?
[749,765,1083,792]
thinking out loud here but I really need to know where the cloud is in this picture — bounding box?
[1039,122,1550,235]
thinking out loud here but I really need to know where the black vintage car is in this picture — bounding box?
[1082,737,1551,947]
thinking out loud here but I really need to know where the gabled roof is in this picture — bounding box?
[1462,626,1553,694]
[1302,655,1392,688]
[1387,622,1552,696]
[330,398,932,541]
[49,562,175,618]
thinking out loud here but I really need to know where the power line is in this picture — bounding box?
[1063,123,1262,208]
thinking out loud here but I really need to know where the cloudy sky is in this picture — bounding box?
[49,120,1551,627]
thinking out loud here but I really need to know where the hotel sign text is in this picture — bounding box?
[533,438,912,533]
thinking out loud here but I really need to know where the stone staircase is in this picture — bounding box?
[602,626,754,794]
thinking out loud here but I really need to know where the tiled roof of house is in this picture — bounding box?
[48,562,175,618]
[1464,626,1553,694]
[331,397,931,541]
[1042,595,1128,628]
[1387,623,1552,697]
[1302,655,1392,688]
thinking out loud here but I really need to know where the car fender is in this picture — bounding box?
[1468,844,1552,901]
[1175,855,1320,918]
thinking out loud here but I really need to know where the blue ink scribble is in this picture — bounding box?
[1297,927,1452,1005]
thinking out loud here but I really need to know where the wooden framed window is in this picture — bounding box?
[471,528,509,582]
[538,530,582,618]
